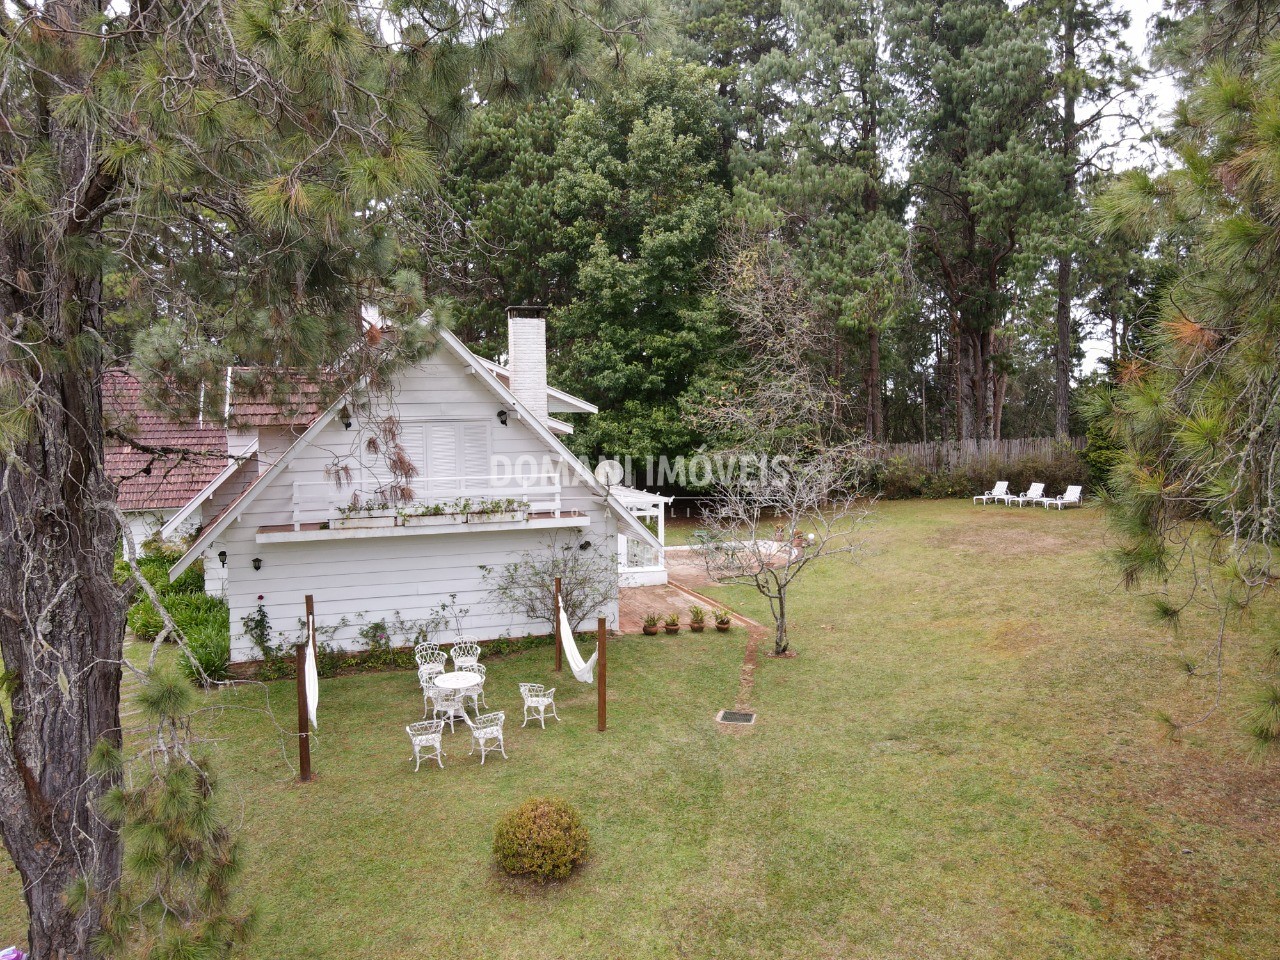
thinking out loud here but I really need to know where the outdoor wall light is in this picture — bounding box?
[579,540,593,551]
[217,550,228,567]
[339,406,352,430]
[252,557,263,571]
[497,409,508,426]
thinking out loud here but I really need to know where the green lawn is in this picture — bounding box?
[3,500,1278,958]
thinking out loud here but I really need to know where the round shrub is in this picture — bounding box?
[493,797,589,883]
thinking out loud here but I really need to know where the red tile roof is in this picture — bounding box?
[104,371,228,512]
[225,369,329,427]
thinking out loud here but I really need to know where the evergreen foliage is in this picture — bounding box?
[1090,0,1280,750]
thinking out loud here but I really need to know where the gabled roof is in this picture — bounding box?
[169,324,661,579]
[475,358,598,415]
[159,439,259,538]
[104,370,229,512]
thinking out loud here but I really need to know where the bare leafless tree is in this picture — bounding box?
[696,225,865,451]
[701,446,872,656]
[482,532,619,634]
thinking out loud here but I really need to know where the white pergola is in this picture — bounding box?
[613,485,674,586]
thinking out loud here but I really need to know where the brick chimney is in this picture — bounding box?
[506,305,550,426]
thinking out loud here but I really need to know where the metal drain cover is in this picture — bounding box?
[717,710,756,725]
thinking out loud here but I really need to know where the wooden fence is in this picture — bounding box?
[868,436,1086,471]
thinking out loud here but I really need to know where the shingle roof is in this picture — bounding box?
[225,369,328,427]
[104,371,228,512]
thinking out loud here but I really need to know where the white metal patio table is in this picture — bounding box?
[433,671,482,727]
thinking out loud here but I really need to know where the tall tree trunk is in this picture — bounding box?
[865,325,883,441]
[993,368,1007,440]
[1054,254,1073,438]
[1,7,127,943]
[0,269,125,960]
[955,323,976,442]
[1054,10,1078,440]
[979,327,996,442]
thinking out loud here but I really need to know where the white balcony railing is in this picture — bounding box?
[290,473,563,530]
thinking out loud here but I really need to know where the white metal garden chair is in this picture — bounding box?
[519,683,559,728]
[461,663,488,711]
[429,687,467,733]
[1043,485,1083,510]
[450,639,481,669]
[414,642,441,667]
[405,720,445,771]
[468,711,508,763]
[417,649,446,680]
[1004,482,1045,507]
[973,480,1009,505]
[419,673,444,718]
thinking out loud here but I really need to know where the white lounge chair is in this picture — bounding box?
[1004,482,1045,507]
[406,720,445,771]
[974,481,1009,505]
[1043,485,1083,509]
[519,683,559,728]
[469,711,508,763]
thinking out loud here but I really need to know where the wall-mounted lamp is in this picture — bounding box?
[579,540,593,551]
[217,550,228,567]
[251,557,263,572]
[497,409,508,426]
[339,405,352,430]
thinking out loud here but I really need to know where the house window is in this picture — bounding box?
[422,421,493,494]
[357,420,491,500]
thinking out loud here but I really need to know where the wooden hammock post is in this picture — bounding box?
[553,576,563,672]
[297,594,314,783]
[597,617,607,732]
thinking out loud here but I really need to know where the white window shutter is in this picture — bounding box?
[426,423,460,493]
[461,423,491,490]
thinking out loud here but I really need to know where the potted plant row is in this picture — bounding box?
[463,497,528,524]
[398,501,466,527]
[334,497,530,530]
[333,500,398,529]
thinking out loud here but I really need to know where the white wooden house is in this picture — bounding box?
[166,308,667,663]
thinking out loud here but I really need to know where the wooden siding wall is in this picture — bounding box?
[867,437,1086,472]
[217,356,619,662]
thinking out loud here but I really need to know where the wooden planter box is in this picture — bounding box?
[333,513,398,529]
[400,513,465,527]
[466,510,527,524]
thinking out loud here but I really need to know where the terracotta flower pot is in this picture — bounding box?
[664,625,680,635]
[715,622,731,632]
[642,625,659,636]
[690,622,705,632]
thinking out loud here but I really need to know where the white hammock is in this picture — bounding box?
[558,600,597,683]
[304,612,319,729]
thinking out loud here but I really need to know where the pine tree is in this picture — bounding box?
[1090,0,1280,751]
[732,0,909,443]
[550,56,730,460]
[893,0,1064,441]
[1026,0,1142,438]
[0,2,656,956]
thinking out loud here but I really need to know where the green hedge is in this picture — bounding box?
[871,446,1089,500]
